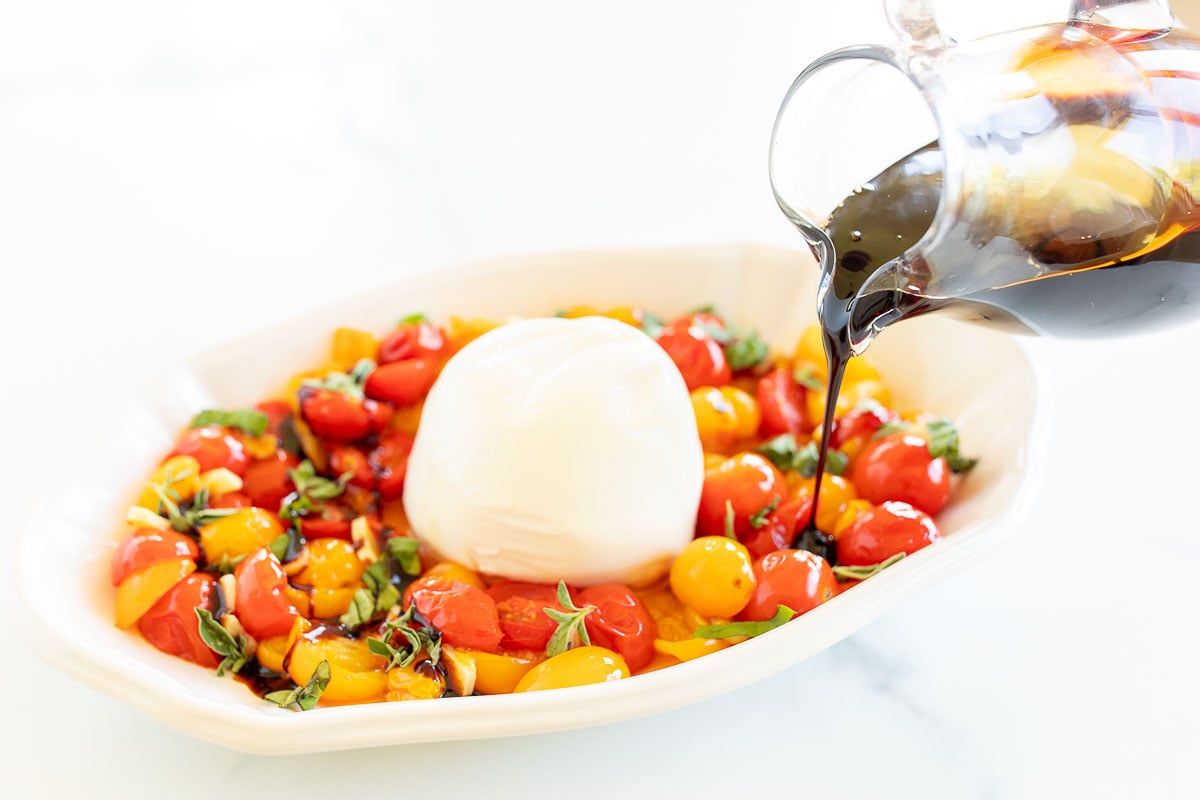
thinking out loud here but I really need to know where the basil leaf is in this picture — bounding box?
[792,365,823,391]
[755,435,846,477]
[723,499,736,539]
[925,418,978,474]
[266,660,331,711]
[724,331,769,371]
[872,419,910,440]
[640,311,665,339]
[397,312,429,325]
[195,608,248,677]
[832,552,905,582]
[268,533,290,562]
[747,495,780,529]
[339,589,376,632]
[189,408,269,437]
[693,605,796,639]
[386,537,422,577]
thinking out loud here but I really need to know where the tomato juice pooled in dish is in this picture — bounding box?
[110,303,976,708]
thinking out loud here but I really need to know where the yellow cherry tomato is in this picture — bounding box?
[288,634,387,705]
[385,661,446,702]
[198,507,284,564]
[668,536,756,619]
[793,473,858,534]
[654,637,732,663]
[691,386,761,455]
[115,557,196,628]
[833,499,875,540]
[330,327,380,371]
[514,646,630,692]
[420,561,486,591]
[460,649,542,695]
[136,455,201,511]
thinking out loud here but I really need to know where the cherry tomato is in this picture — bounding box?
[242,449,300,512]
[369,431,415,500]
[297,501,356,540]
[364,359,438,407]
[829,404,899,451]
[513,646,629,692]
[577,584,657,672]
[208,490,252,510]
[739,495,812,561]
[738,549,835,622]
[697,452,785,538]
[669,536,756,618]
[300,388,373,443]
[376,320,448,364]
[137,573,221,668]
[851,433,950,515]
[327,443,374,490]
[111,529,200,586]
[656,323,731,390]
[837,500,942,566]
[756,367,809,437]
[167,426,249,476]
[255,400,292,437]
[409,579,504,652]
[486,581,564,652]
[233,547,299,640]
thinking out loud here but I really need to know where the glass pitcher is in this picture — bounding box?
[770,0,1200,352]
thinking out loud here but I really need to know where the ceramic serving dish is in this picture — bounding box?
[13,243,1044,754]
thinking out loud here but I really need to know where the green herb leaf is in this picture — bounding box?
[694,321,734,344]
[278,494,314,528]
[208,553,247,575]
[397,312,430,325]
[724,330,770,371]
[748,495,780,529]
[872,419,911,440]
[925,418,978,474]
[687,303,717,316]
[792,365,823,391]
[302,359,376,399]
[194,608,248,677]
[754,434,847,478]
[339,588,377,632]
[368,606,441,670]
[640,311,665,339]
[544,581,595,657]
[287,460,352,502]
[693,605,796,639]
[832,553,905,582]
[189,408,270,437]
[268,533,290,562]
[386,537,423,577]
[724,500,737,539]
[265,660,331,711]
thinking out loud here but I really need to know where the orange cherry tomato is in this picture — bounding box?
[851,433,950,515]
[756,367,810,437]
[408,579,504,652]
[697,452,785,538]
[837,500,942,566]
[242,449,299,512]
[111,529,199,586]
[167,426,249,477]
[656,323,731,391]
[233,548,299,640]
[738,549,835,622]
[137,572,221,668]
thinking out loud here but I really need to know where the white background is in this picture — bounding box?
[3,1,1200,797]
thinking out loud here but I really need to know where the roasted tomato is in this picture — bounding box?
[738,549,835,622]
[299,388,374,443]
[137,572,221,668]
[408,579,504,652]
[376,319,448,365]
[697,452,785,538]
[242,449,300,512]
[369,431,415,500]
[739,495,812,561]
[111,529,200,586]
[851,433,950,515]
[756,367,809,437]
[327,443,374,490]
[365,360,439,407]
[233,547,299,640]
[486,581,565,652]
[656,322,731,390]
[167,426,249,476]
[577,584,657,672]
[837,500,942,566]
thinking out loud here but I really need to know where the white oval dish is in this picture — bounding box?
[13,243,1043,754]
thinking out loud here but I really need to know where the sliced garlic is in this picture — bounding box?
[198,467,243,496]
[126,506,170,531]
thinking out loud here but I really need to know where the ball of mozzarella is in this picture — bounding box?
[402,316,703,586]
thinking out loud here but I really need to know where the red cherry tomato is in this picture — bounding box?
[837,501,942,566]
[233,548,299,640]
[409,579,504,652]
[376,321,448,364]
[829,404,899,451]
[756,367,809,437]
[364,359,438,407]
[255,400,292,437]
[369,431,414,500]
[242,449,300,512]
[327,444,374,490]
[208,491,252,510]
[297,501,356,540]
[738,549,836,622]
[486,581,564,651]
[111,529,200,586]
[656,323,731,390]
[137,573,221,668]
[576,584,657,672]
[697,452,785,538]
[851,433,950,515]
[167,426,249,476]
[299,388,373,443]
[739,495,813,561]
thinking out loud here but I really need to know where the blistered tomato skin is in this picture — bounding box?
[377,321,448,364]
[697,452,785,538]
[739,496,813,561]
[486,581,564,652]
[738,549,835,622]
[167,426,249,476]
[137,573,221,668]
[365,360,438,407]
[300,388,373,443]
[852,433,950,515]
[409,579,504,652]
[756,367,809,437]
[577,584,658,672]
[513,646,630,692]
[234,548,299,640]
[327,444,375,490]
[242,449,300,512]
[111,529,200,586]
[838,501,942,566]
[369,431,415,500]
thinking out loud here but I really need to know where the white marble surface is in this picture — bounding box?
[2,1,1199,797]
